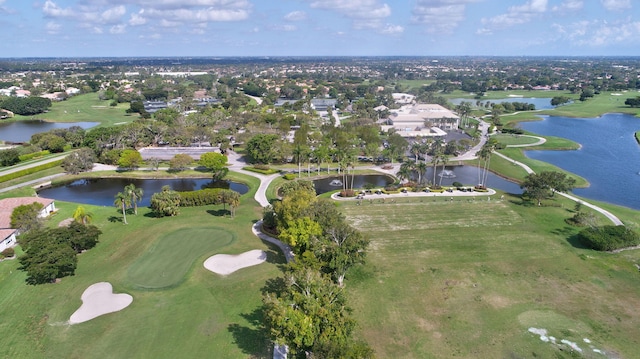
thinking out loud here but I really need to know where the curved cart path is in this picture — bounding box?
[493,151,622,225]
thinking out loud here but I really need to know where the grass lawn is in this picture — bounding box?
[127,227,236,290]
[491,133,542,146]
[339,195,640,358]
[0,188,281,358]
[14,93,135,127]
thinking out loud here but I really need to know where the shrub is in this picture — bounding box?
[18,150,51,162]
[283,173,296,180]
[340,189,356,197]
[0,160,63,184]
[178,188,226,207]
[1,247,15,258]
[578,225,640,251]
[243,166,279,175]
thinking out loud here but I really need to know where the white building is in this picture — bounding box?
[0,197,56,252]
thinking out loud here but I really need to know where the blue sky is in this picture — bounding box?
[2,0,640,57]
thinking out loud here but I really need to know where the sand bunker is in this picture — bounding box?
[69,282,133,324]
[203,250,267,275]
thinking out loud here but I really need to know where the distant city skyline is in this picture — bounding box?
[2,0,640,57]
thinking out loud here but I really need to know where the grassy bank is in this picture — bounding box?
[340,195,640,358]
[14,92,135,127]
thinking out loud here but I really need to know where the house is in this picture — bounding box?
[380,103,459,137]
[310,98,337,112]
[0,229,17,253]
[0,197,56,252]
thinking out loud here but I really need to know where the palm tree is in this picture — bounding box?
[124,183,143,215]
[114,191,131,224]
[438,153,450,187]
[397,162,412,183]
[476,142,495,188]
[227,191,240,217]
[410,142,422,164]
[416,161,428,185]
[72,205,93,225]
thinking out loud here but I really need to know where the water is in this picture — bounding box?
[37,178,249,207]
[449,97,556,110]
[0,120,98,142]
[313,170,522,195]
[520,113,640,210]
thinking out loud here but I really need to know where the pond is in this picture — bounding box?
[449,97,557,110]
[520,113,640,210]
[0,120,98,142]
[37,177,249,207]
[313,168,522,195]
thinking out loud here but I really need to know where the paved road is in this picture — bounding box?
[0,152,69,176]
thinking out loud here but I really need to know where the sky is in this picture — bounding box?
[2,0,640,57]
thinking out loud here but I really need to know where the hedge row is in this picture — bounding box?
[178,188,226,207]
[242,166,280,175]
[0,159,63,183]
[578,225,640,251]
[18,150,51,162]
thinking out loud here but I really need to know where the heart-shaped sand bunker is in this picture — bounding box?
[69,282,133,324]
[203,249,267,275]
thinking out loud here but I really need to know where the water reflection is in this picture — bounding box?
[0,120,98,142]
[37,177,248,207]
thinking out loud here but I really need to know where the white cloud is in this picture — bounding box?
[551,0,583,12]
[284,10,307,21]
[481,0,548,30]
[129,11,147,26]
[379,24,404,35]
[411,0,478,34]
[270,24,297,32]
[552,17,640,46]
[43,0,76,18]
[110,24,127,34]
[601,0,631,11]
[45,21,61,34]
[304,0,391,30]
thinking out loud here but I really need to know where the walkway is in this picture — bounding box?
[494,146,623,225]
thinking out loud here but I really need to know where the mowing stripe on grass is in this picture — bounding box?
[127,226,235,290]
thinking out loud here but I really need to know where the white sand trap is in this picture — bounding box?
[69,282,133,324]
[203,250,267,275]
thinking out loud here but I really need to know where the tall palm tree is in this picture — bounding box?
[227,191,240,217]
[114,191,131,224]
[72,205,93,225]
[416,161,428,185]
[124,183,144,215]
[410,142,422,164]
[438,153,450,187]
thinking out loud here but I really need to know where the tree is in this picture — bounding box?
[18,232,77,285]
[279,217,322,253]
[169,153,193,172]
[218,189,240,217]
[36,133,66,153]
[198,152,229,180]
[520,171,576,206]
[118,149,143,170]
[150,185,181,217]
[56,222,102,253]
[262,266,363,358]
[10,202,44,234]
[72,205,93,225]
[62,148,96,174]
[245,133,279,164]
[124,183,144,215]
[0,148,20,166]
[318,222,369,287]
[114,191,131,224]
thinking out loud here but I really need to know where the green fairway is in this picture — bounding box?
[127,227,235,290]
[0,194,282,359]
[339,196,640,358]
[491,133,542,146]
[14,92,135,127]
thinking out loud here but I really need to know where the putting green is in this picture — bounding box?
[127,226,235,290]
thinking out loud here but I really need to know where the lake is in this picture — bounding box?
[0,120,98,142]
[449,97,556,110]
[313,168,522,195]
[520,113,640,210]
[37,178,249,207]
